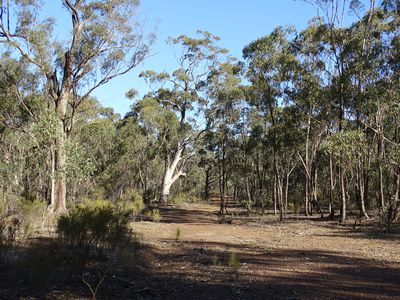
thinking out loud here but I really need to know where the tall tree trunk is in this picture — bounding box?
[276,172,284,222]
[245,178,252,215]
[51,89,70,214]
[309,160,318,216]
[377,119,385,208]
[50,49,74,214]
[378,164,385,208]
[394,171,400,222]
[339,165,346,223]
[53,122,67,213]
[204,167,211,201]
[285,172,290,210]
[255,152,264,211]
[285,164,296,211]
[329,154,335,218]
[273,175,277,215]
[357,163,369,219]
[50,146,56,207]
[304,115,311,216]
[219,140,227,215]
[161,147,185,204]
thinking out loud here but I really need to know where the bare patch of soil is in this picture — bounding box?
[1,203,399,299]
[130,204,400,299]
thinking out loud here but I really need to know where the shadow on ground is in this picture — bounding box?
[2,240,398,299]
[1,205,399,299]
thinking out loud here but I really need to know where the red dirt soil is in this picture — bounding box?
[129,203,400,300]
[0,202,399,299]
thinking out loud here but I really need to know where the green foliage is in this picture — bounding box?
[0,216,20,262]
[322,130,368,172]
[117,188,144,217]
[66,139,96,183]
[287,200,301,215]
[229,252,240,280]
[211,254,221,266]
[175,227,182,242]
[144,208,161,222]
[0,194,3,216]
[57,205,135,300]
[182,166,206,199]
[378,203,399,232]
[171,193,188,205]
[30,108,61,144]
[87,186,107,202]
[171,192,201,205]
[19,199,47,236]
[57,205,131,251]
[79,199,114,210]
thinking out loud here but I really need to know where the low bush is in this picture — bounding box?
[378,202,399,232]
[229,252,240,280]
[57,205,131,251]
[144,208,161,222]
[79,198,113,210]
[211,253,221,266]
[171,192,201,205]
[175,227,182,242]
[57,205,134,299]
[0,216,20,262]
[19,198,47,236]
[171,193,187,205]
[117,188,144,220]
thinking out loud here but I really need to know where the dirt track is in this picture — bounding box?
[131,203,400,300]
[1,203,399,299]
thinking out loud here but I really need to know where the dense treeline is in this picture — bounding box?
[1,0,400,225]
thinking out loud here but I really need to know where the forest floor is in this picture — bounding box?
[1,202,400,299]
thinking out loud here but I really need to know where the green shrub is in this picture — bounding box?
[211,253,221,266]
[57,205,131,251]
[57,205,133,300]
[171,193,187,205]
[144,208,161,222]
[19,199,47,236]
[117,188,144,219]
[0,194,3,216]
[229,253,240,280]
[378,202,399,232]
[89,186,107,201]
[175,227,182,242]
[171,192,201,205]
[79,198,113,210]
[0,216,20,262]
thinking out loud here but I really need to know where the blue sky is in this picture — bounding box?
[51,1,322,115]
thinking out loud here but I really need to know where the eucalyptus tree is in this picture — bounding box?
[382,1,400,222]
[322,130,368,221]
[0,0,153,213]
[197,134,219,201]
[275,107,305,219]
[137,31,229,204]
[102,111,163,203]
[290,21,331,216]
[0,54,53,212]
[132,95,181,203]
[243,26,299,219]
[206,61,243,214]
[300,0,380,222]
[66,99,119,201]
[343,6,393,217]
[244,106,273,213]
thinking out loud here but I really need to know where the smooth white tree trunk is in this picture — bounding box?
[160,147,185,204]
